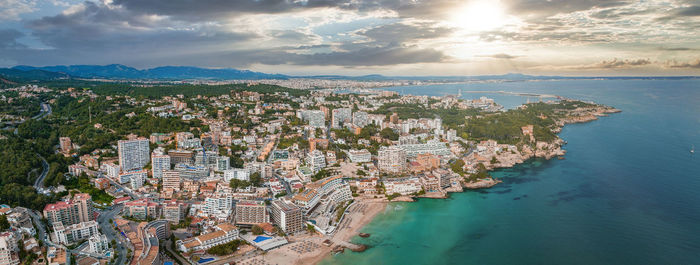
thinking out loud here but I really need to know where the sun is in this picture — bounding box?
[450,0,506,32]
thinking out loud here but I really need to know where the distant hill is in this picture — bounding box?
[0,68,70,82]
[2,65,697,82]
[12,64,289,80]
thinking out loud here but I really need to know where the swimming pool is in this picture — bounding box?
[198,257,215,264]
[253,236,271,243]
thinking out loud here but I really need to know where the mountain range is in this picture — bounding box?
[1,64,697,82]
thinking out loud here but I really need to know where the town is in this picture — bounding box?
[0,81,619,265]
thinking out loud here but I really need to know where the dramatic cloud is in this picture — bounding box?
[0,0,697,74]
[0,0,36,21]
[479,53,520,59]
[597,58,652,68]
[674,5,700,16]
[0,29,26,49]
[665,59,700,69]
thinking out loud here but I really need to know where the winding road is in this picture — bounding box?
[97,204,128,265]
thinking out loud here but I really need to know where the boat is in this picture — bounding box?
[359,233,370,238]
[691,145,695,154]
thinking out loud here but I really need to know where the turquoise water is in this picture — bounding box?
[322,79,700,265]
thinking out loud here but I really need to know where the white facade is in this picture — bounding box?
[352,111,369,127]
[347,149,372,163]
[177,224,239,253]
[118,169,146,185]
[203,193,233,216]
[306,150,326,173]
[378,146,406,173]
[53,221,99,245]
[398,140,452,158]
[384,178,422,195]
[178,138,201,149]
[151,153,170,179]
[223,168,249,182]
[0,235,19,265]
[100,162,120,179]
[302,110,325,128]
[217,156,230,171]
[88,234,109,254]
[118,138,150,171]
[331,108,352,128]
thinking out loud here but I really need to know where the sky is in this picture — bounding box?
[0,0,698,76]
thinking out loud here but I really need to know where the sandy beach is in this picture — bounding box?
[245,200,387,265]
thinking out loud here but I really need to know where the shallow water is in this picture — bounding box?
[321,79,700,265]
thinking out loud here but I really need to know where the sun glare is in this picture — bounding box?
[450,0,506,32]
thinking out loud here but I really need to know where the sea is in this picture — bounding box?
[321,79,700,265]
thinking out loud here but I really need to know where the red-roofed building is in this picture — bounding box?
[123,199,159,220]
[43,193,94,226]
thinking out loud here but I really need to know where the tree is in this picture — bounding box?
[206,240,245,256]
[386,192,401,201]
[249,172,262,187]
[252,225,263,235]
[451,159,465,175]
[229,179,251,190]
[0,215,9,230]
[306,224,316,234]
[490,156,499,165]
[380,128,399,141]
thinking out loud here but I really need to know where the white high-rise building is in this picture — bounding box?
[151,149,171,179]
[217,156,230,171]
[302,110,325,128]
[203,193,233,216]
[378,146,406,173]
[223,168,249,182]
[306,150,326,173]
[347,149,372,163]
[130,171,146,190]
[331,108,352,128]
[88,234,109,254]
[100,162,120,179]
[352,111,369,127]
[118,138,150,171]
[0,234,19,265]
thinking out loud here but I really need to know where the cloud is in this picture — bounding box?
[674,5,700,16]
[1,0,698,74]
[504,0,632,17]
[656,5,700,21]
[0,29,26,49]
[597,58,651,68]
[657,46,698,51]
[110,0,361,20]
[665,59,700,69]
[565,58,652,70]
[203,43,448,67]
[0,0,36,21]
[355,22,453,44]
[478,53,520,59]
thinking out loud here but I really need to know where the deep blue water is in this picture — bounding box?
[322,79,700,265]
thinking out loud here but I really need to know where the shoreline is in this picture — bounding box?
[308,102,621,264]
[255,201,388,265]
[251,102,621,265]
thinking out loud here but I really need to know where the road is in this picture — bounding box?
[106,177,140,199]
[97,204,128,265]
[24,102,111,261]
[33,102,51,120]
[164,239,192,265]
[33,155,49,192]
